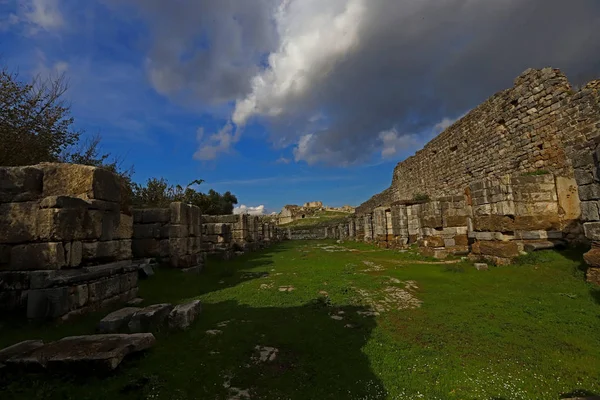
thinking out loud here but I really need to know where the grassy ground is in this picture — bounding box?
[1,240,599,400]
[279,211,350,228]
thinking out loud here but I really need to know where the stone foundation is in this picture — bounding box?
[0,163,140,319]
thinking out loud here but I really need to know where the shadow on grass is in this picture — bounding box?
[0,300,387,400]
[557,244,600,306]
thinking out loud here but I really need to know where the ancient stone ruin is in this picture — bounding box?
[286,68,600,284]
[1,163,284,321]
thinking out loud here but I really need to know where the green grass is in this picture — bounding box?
[521,169,550,176]
[280,210,350,228]
[1,240,600,399]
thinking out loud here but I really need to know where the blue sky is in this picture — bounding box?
[1,0,598,214]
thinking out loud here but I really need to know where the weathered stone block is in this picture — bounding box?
[10,243,66,270]
[586,266,600,285]
[513,215,561,231]
[454,235,469,246]
[127,304,173,333]
[114,213,133,240]
[0,166,43,203]
[0,202,39,244]
[133,223,161,239]
[97,307,142,333]
[583,247,600,268]
[473,215,515,232]
[132,239,160,258]
[170,202,189,225]
[580,201,600,222]
[41,163,121,203]
[444,238,456,247]
[169,224,189,238]
[168,300,202,330]
[478,241,520,258]
[27,287,70,319]
[65,241,83,267]
[189,206,200,226]
[85,199,120,212]
[578,183,600,201]
[583,222,600,241]
[515,230,563,240]
[474,263,488,271]
[444,215,469,227]
[422,216,443,229]
[4,334,156,372]
[0,340,44,364]
[0,244,10,266]
[424,236,445,247]
[141,208,170,223]
[169,238,189,255]
[88,276,122,304]
[68,284,89,309]
[574,168,595,185]
[37,208,85,242]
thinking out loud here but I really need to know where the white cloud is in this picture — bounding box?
[18,0,64,33]
[194,122,241,161]
[233,204,266,215]
[275,156,291,164]
[378,128,421,159]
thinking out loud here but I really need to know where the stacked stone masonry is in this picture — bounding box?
[132,203,204,270]
[283,68,599,283]
[1,163,139,319]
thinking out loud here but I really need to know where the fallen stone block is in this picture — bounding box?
[4,333,155,372]
[523,241,557,252]
[474,263,489,271]
[182,265,202,274]
[127,304,173,333]
[0,340,44,368]
[477,241,520,259]
[97,307,142,334]
[127,298,144,306]
[168,300,202,330]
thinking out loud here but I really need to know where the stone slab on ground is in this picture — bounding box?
[127,304,173,333]
[4,333,155,372]
[0,340,44,368]
[474,263,489,271]
[168,300,202,330]
[182,266,202,274]
[97,307,142,334]
[127,298,144,306]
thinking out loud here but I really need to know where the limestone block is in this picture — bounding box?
[422,216,443,229]
[83,240,131,262]
[455,235,469,246]
[515,230,563,240]
[188,237,202,254]
[424,236,445,247]
[132,239,160,258]
[133,209,143,224]
[473,232,494,241]
[473,215,515,232]
[27,287,70,319]
[574,168,595,186]
[168,300,202,330]
[10,243,66,270]
[88,276,122,304]
[578,183,600,201]
[513,215,561,231]
[444,215,469,227]
[0,166,44,203]
[189,206,200,226]
[580,201,600,222]
[97,307,142,333]
[444,238,456,247]
[85,199,120,212]
[68,284,89,309]
[37,208,85,242]
[0,340,44,365]
[39,196,89,209]
[169,202,190,225]
[65,241,83,267]
[127,304,173,333]
[114,213,133,240]
[141,208,170,223]
[583,222,600,241]
[81,210,104,240]
[133,223,161,239]
[478,241,520,258]
[169,238,189,256]
[556,177,581,221]
[4,334,156,372]
[0,244,11,266]
[41,163,121,203]
[169,224,189,238]
[0,202,39,244]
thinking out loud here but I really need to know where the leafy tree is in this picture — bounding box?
[131,177,238,215]
[0,67,80,166]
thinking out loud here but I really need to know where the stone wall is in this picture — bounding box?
[358,68,599,215]
[1,163,140,320]
[561,79,600,284]
[132,202,204,272]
